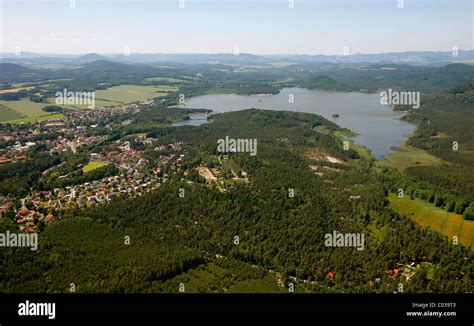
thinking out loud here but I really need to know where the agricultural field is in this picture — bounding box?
[6,113,64,124]
[0,86,34,94]
[388,193,474,251]
[0,84,176,119]
[96,85,169,103]
[0,99,50,119]
[82,161,110,173]
[0,104,23,121]
[48,97,121,109]
[56,85,171,109]
[153,85,179,92]
[145,77,188,83]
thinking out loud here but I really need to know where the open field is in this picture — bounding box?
[82,161,110,173]
[55,85,170,109]
[0,98,64,123]
[388,193,474,251]
[0,86,35,94]
[5,113,64,124]
[153,85,179,92]
[0,84,173,116]
[125,133,147,137]
[48,97,122,109]
[377,141,445,172]
[11,83,31,88]
[159,262,286,293]
[313,125,331,135]
[145,77,188,83]
[0,104,23,121]
[96,85,169,103]
[0,99,49,118]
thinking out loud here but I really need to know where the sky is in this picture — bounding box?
[0,0,472,55]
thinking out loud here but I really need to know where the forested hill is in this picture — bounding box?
[325,63,474,92]
[0,60,187,85]
[296,75,354,92]
[0,63,34,77]
[402,80,474,200]
[1,109,471,293]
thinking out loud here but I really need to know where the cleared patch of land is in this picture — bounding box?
[0,104,23,121]
[6,113,64,124]
[431,132,449,139]
[153,85,179,92]
[0,86,34,94]
[159,262,285,293]
[303,147,346,164]
[0,99,49,118]
[48,97,121,109]
[96,85,168,103]
[82,161,110,173]
[145,77,188,83]
[388,193,474,251]
[124,133,147,139]
[1,84,174,116]
[313,125,330,135]
[197,166,217,183]
[49,85,171,109]
[377,141,444,172]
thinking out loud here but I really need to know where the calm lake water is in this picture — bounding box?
[172,118,208,127]
[178,87,415,159]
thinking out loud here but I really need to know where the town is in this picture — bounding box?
[0,101,187,233]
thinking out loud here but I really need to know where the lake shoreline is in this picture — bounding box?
[176,87,416,160]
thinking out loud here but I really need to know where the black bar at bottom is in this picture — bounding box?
[0,293,471,323]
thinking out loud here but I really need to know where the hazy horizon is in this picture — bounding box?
[1,49,474,56]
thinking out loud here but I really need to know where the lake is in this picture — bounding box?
[178,87,416,159]
[172,112,209,127]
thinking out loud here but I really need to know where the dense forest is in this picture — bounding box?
[2,61,474,103]
[324,63,474,92]
[1,109,471,293]
[401,80,474,203]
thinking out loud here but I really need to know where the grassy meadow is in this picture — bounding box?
[0,99,50,118]
[389,193,474,251]
[0,104,23,121]
[82,161,110,173]
[377,142,445,172]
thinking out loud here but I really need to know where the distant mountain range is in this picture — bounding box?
[0,59,185,84]
[2,59,474,93]
[1,50,473,66]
